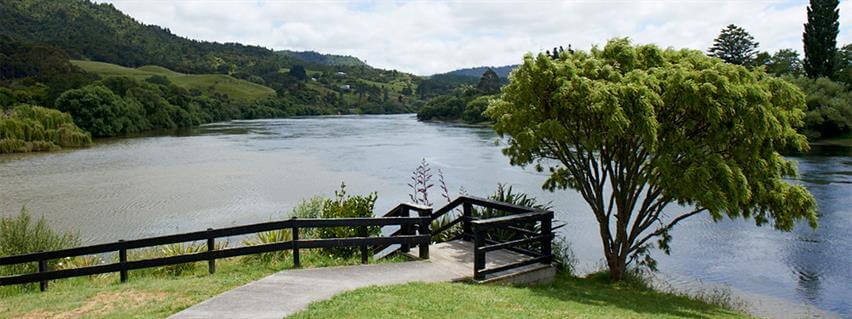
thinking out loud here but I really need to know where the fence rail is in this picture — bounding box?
[471,210,554,280]
[0,214,431,291]
[373,195,556,281]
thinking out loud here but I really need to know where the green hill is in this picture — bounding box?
[71,60,276,101]
[278,50,368,67]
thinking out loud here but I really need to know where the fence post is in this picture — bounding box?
[418,208,431,259]
[463,202,473,241]
[207,228,216,274]
[359,226,369,264]
[541,212,553,264]
[38,254,47,292]
[473,224,485,281]
[118,240,128,283]
[292,225,300,268]
[400,206,410,253]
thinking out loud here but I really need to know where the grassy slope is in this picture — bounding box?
[71,60,276,101]
[289,272,751,319]
[0,253,406,319]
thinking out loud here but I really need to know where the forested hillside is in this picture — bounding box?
[443,65,516,78]
[0,0,427,152]
[277,50,367,67]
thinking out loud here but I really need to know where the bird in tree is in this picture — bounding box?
[708,24,759,65]
[803,0,840,78]
[486,38,817,281]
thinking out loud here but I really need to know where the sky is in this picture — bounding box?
[97,0,851,75]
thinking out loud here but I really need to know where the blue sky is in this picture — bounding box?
[99,0,850,75]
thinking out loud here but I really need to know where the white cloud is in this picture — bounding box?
[96,0,850,75]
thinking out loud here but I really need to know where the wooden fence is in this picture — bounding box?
[0,203,432,291]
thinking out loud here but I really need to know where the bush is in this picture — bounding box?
[0,207,80,291]
[55,85,146,137]
[786,76,852,139]
[317,183,379,257]
[0,104,92,153]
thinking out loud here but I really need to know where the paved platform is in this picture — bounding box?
[169,240,552,319]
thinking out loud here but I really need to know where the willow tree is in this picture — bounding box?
[486,39,818,281]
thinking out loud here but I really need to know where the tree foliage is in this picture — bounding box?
[476,68,502,94]
[803,0,840,78]
[708,24,759,66]
[832,44,852,85]
[0,104,91,153]
[486,38,817,280]
[763,49,805,76]
[787,76,852,139]
[55,84,145,136]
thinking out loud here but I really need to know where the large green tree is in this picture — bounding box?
[708,24,760,65]
[764,49,805,76]
[486,39,817,281]
[803,0,840,78]
[55,85,145,137]
[477,68,502,94]
[833,44,851,85]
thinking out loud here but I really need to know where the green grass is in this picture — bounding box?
[288,272,751,319]
[0,252,408,319]
[71,60,276,101]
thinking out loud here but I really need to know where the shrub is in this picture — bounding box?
[786,76,852,139]
[0,104,92,153]
[0,207,80,291]
[290,196,324,239]
[317,183,378,257]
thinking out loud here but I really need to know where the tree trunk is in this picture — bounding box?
[605,251,627,281]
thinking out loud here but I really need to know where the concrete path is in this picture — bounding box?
[169,240,552,319]
[168,261,460,319]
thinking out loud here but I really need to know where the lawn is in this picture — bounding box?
[288,272,752,319]
[0,252,407,319]
[71,60,276,101]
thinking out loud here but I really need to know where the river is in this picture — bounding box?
[0,114,849,317]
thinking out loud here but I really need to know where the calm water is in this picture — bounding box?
[1,114,849,316]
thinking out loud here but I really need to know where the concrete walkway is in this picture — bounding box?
[168,261,460,319]
[169,240,552,319]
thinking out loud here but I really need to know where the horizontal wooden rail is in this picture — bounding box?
[0,216,427,266]
[0,213,431,290]
[472,210,554,281]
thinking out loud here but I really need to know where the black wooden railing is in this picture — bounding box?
[0,210,431,291]
[375,195,556,280]
[471,210,553,280]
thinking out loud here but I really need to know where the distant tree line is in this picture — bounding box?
[706,0,849,140]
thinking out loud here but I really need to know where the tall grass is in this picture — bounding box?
[0,104,91,153]
[0,206,80,292]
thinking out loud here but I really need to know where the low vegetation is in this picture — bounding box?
[289,271,751,319]
[0,104,91,153]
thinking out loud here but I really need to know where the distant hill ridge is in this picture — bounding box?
[0,0,386,76]
[277,50,367,67]
[442,65,517,78]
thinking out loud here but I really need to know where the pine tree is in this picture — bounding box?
[708,24,759,65]
[803,0,840,78]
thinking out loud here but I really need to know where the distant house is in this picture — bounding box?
[339,84,351,90]
[336,72,347,76]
